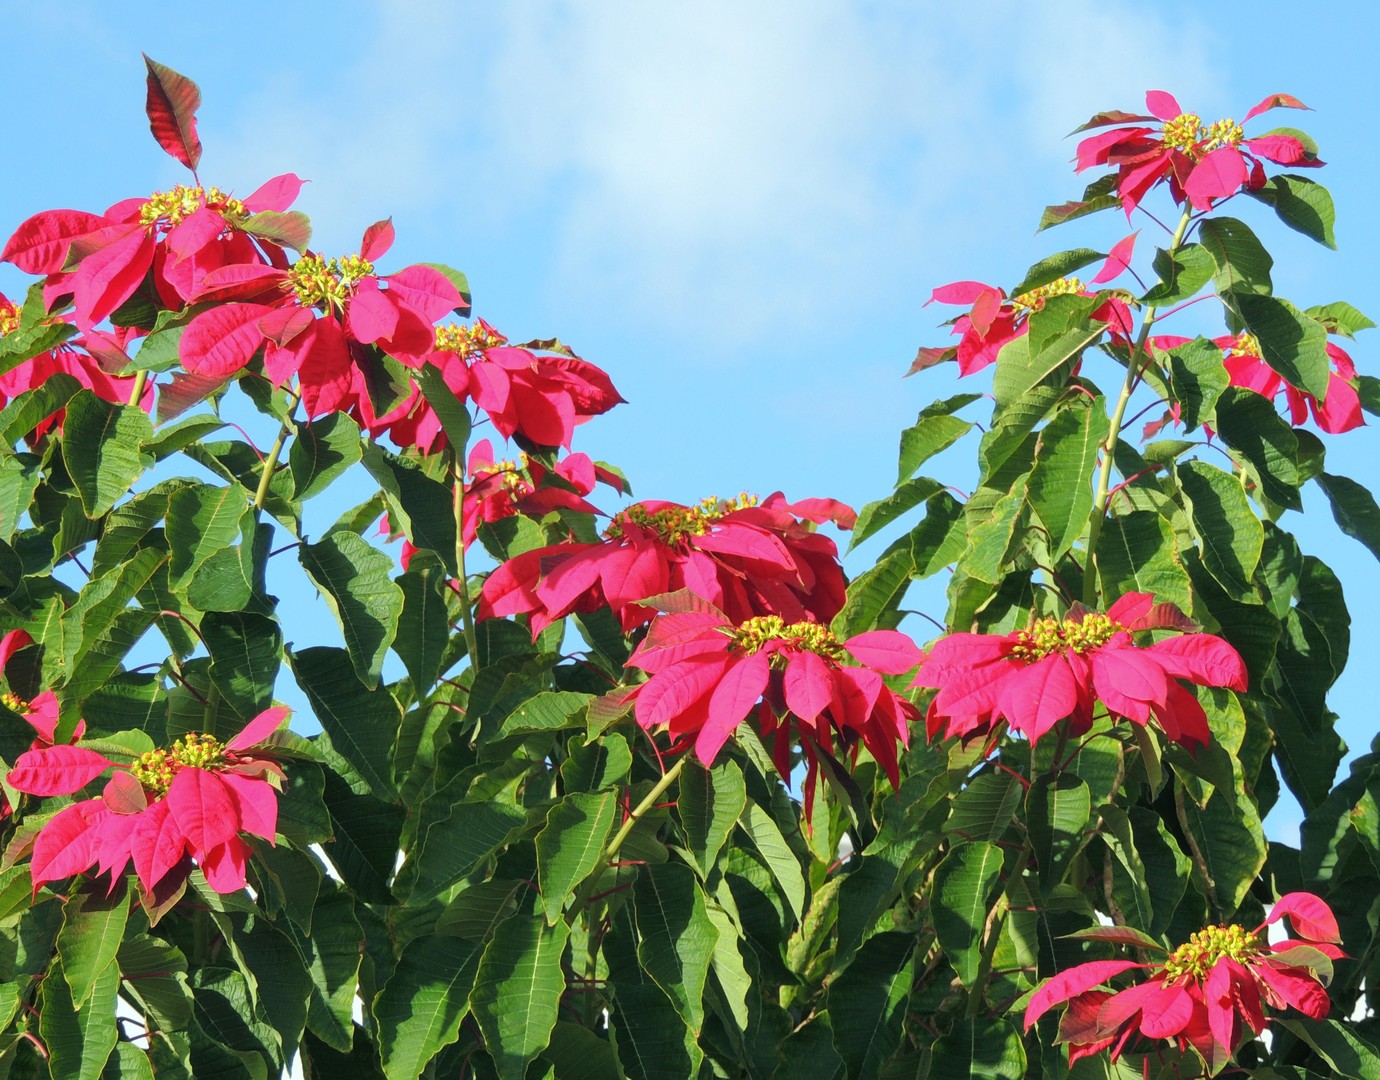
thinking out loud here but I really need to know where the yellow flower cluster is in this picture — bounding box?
[1009,613,1124,662]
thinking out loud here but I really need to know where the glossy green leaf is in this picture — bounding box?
[57,889,131,1010]
[535,790,616,923]
[909,491,967,580]
[406,800,529,904]
[1199,216,1274,296]
[41,956,119,1080]
[740,801,806,921]
[605,904,701,1080]
[1247,173,1337,249]
[1236,293,1330,399]
[167,484,248,587]
[1278,1019,1380,1080]
[679,758,748,878]
[1306,301,1375,339]
[1095,510,1193,613]
[291,646,401,800]
[896,397,978,485]
[1012,248,1106,295]
[202,611,281,723]
[1177,460,1263,601]
[1213,386,1301,509]
[1178,779,1267,916]
[496,690,590,739]
[929,1018,1027,1080]
[394,555,451,691]
[62,391,154,517]
[633,863,718,1038]
[470,915,571,1080]
[946,772,1022,845]
[289,413,363,501]
[1027,396,1105,557]
[1316,472,1380,562]
[1143,243,1215,305]
[852,478,943,549]
[932,841,1004,986]
[0,372,80,444]
[374,935,483,1080]
[1028,773,1090,894]
[360,443,458,576]
[542,1023,623,1080]
[301,532,404,688]
[1165,336,1230,431]
[826,931,916,1080]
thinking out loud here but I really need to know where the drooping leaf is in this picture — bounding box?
[57,888,131,1010]
[1236,293,1330,399]
[374,934,483,1080]
[679,758,748,878]
[632,863,718,1039]
[1095,510,1193,613]
[1177,460,1264,601]
[1247,173,1337,249]
[361,443,458,576]
[41,956,119,1080]
[1027,396,1105,557]
[393,555,452,691]
[1166,336,1230,431]
[1213,387,1301,510]
[1199,216,1274,297]
[535,790,616,923]
[1028,773,1090,894]
[290,646,401,800]
[289,412,363,501]
[825,932,916,1080]
[928,1018,1028,1080]
[1143,243,1215,305]
[932,841,1005,986]
[202,610,281,723]
[62,391,154,518]
[1315,472,1380,563]
[739,801,806,922]
[1012,248,1106,295]
[896,396,979,485]
[469,915,571,1080]
[851,479,944,549]
[301,532,404,688]
[405,800,529,904]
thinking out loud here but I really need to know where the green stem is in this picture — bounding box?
[1081,206,1195,606]
[127,369,149,408]
[452,455,480,665]
[253,390,299,513]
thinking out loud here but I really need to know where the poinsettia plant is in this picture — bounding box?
[0,59,1378,1080]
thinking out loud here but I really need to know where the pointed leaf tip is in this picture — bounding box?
[143,54,203,171]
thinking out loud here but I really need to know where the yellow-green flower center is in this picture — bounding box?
[730,615,846,661]
[1162,923,1263,982]
[434,322,507,360]
[1013,277,1084,314]
[131,733,226,795]
[478,456,530,497]
[1010,614,1123,662]
[1,691,31,714]
[1161,114,1244,159]
[603,495,758,545]
[1225,331,1262,359]
[0,299,20,338]
[288,254,375,308]
[139,184,247,228]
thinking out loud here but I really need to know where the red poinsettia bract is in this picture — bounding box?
[913,593,1247,748]
[479,493,857,635]
[625,600,922,794]
[923,241,1136,376]
[1075,91,1321,215]
[1218,330,1363,434]
[1025,893,1344,1072]
[7,707,289,896]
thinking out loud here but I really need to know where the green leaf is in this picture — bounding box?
[240,209,312,252]
[831,546,912,638]
[470,915,571,1080]
[0,317,77,376]
[41,956,119,1080]
[320,773,404,902]
[415,362,473,456]
[57,889,131,1010]
[932,841,1004,986]
[772,1013,844,1080]
[1213,387,1301,510]
[1315,472,1380,563]
[535,791,616,923]
[406,800,529,904]
[1305,301,1375,339]
[946,772,1022,845]
[0,372,80,444]
[897,397,978,484]
[1278,1018,1380,1080]
[374,934,484,1080]
[1027,396,1105,557]
[909,491,967,580]
[1247,173,1337,249]
[1165,336,1230,431]
[1037,194,1120,231]
[605,904,701,1080]
[1095,511,1193,613]
[542,1022,622,1080]
[102,1043,157,1079]
[1236,293,1330,399]
[928,1018,1027,1080]
[202,611,281,723]
[740,801,806,922]
[851,479,943,548]
[290,646,401,800]
[1028,773,1090,894]
[1178,779,1266,916]
[290,413,363,501]
[1099,804,1155,932]
[1142,243,1215,305]
[679,759,748,877]
[1177,460,1263,601]
[1012,248,1106,295]
[633,863,718,1038]
[1199,216,1274,296]
[394,556,452,691]
[826,932,916,1080]
[283,888,364,1052]
[300,532,404,688]
[62,391,155,517]
[167,484,249,588]
[361,443,458,576]
[118,935,193,1032]
[496,690,591,739]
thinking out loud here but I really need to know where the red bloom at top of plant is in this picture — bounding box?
[1217,330,1364,434]
[478,492,856,636]
[1074,91,1320,215]
[912,593,1247,748]
[177,220,463,417]
[624,596,922,794]
[1025,893,1343,1073]
[925,246,1136,376]
[9,707,289,897]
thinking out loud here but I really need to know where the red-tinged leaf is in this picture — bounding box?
[360,217,395,262]
[30,801,102,886]
[907,345,955,376]
[1257,962,1330,1017]
[784,650,833,724]
[7,745,114,796]
[156,368,230,424]
[190,262,287,304]
[143,54,203,170]
[1243,93,1310,123]
[1124,601,1197,633]
[763,493,858,529]
[1144,91,1182,122]
[103,771,148,814]
[694,523,793,566]
[180,302,273,377]
[1062,925,1167,952]
[1025,960,1144,1028]
[345,277,398,344]
[1144,635,1247,691]
[1184,146,1249,210]
[241,210,313,252]
[243,173,305,213]
[164,205,226,266]
[1265,892,1342,944]
[634,612,729,666]
[258,304,314,346]
[386,264,464,322]
[1,209,109,274]
[226,705,291,752]
[71,225,155,328]
[1070,109,1158,134]
[929,280,997,306]
[218,772,277,842]
[843,630,923,675]
[1091,232,1137,285]
[201,836,249,893]
[1105,592,1155,626]
[129,799,185,892]
[640,589,728,617]
[698,651,771,763]
[166,768,239,854]
[1245,135,1313,166]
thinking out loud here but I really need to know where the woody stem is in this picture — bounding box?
[1082,205,1195,607]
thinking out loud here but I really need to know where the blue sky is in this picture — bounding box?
[3,0,1378,842]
